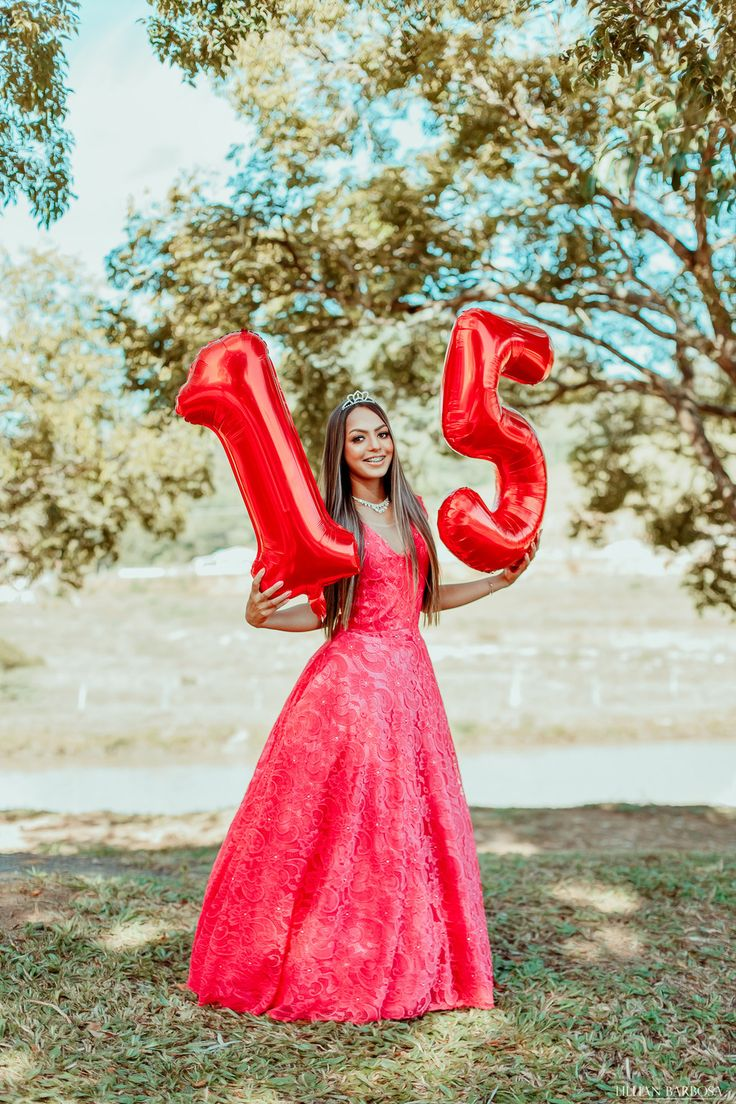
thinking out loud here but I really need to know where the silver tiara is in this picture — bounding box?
[341,389,376,411]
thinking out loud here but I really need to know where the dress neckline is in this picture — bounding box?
[363,522,413,558]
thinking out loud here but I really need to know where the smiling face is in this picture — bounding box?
[343,405,394,493]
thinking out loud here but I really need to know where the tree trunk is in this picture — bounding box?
[674,394,736,525]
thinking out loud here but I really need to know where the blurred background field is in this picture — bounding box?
[2,411,733,782]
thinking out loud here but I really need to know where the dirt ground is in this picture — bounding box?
[3,562,735,773]
[2,804,733,933]
[1,804,733,887]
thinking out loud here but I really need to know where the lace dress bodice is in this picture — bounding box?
[342,522,428,638]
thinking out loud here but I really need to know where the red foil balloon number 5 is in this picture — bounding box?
[438,308,553,573]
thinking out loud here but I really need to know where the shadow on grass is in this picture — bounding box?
[1,827,733,1104]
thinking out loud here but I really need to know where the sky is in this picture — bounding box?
[0,0,251,285]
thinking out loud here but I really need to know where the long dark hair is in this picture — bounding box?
[317,398,442,639]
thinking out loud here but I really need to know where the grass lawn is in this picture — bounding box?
[1,805,734,1103]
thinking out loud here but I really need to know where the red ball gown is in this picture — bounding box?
[187,498,495,1022]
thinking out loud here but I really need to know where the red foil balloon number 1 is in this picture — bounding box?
[175,330,360,621]
[438,308,553,573]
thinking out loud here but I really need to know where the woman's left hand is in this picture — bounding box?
[491,530,542,590]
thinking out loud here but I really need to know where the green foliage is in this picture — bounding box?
[0,248,213,589]
[0,0,276,225]
[104,0,736,613]
[0,0,79,226]
[7,0,732,607]
[568,393,653,533]
[564,0,736,209]
[142,0,280,82]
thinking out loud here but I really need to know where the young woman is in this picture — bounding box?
[187,391,539,1023]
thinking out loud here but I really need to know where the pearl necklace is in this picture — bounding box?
[352,494,390,514]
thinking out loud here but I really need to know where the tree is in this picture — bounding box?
[0,248,212,588]
[105,0,736,614]
[0,0,276,226]
[144,0,281,81]
[0,0,79,226]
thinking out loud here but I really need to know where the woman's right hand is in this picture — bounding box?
[245,567,292,628]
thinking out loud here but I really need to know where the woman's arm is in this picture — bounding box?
[439,574,509,611]
[438,530,542,611]
[245,567,324,632]
[260,600,324,632]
